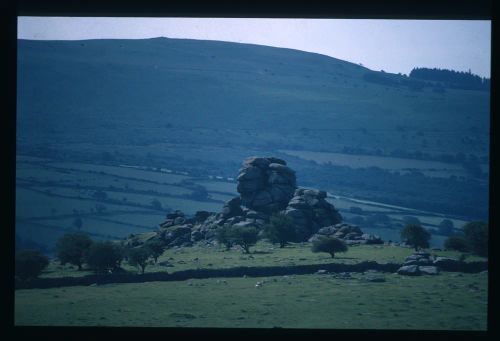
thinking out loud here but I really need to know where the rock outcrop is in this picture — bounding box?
[237,157,296,213]
[125,156,345,248]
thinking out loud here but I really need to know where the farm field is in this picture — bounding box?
[15,271,488,329]
[16,156,473,253]
[280,149,487,179]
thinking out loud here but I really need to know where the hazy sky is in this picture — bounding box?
[18,17,491,78]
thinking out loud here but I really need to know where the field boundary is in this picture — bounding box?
[15,260,488,290]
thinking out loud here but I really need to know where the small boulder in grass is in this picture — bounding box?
[397,265,421,276]
[419,266,440,275]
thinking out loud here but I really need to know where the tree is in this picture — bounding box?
[56,233,93,270]
[438,219,454,236]
[73,217,83,230]
[444,235,469,252]
[311,236,348,258]
[85,241,124,273]
[263,213,296,248]
[127,246,152,274]
[144,239,165,264]
[229,226,259,254]
[15,249,49,280]
[400,224,431,251]
[215,224,235,251]
[463,221,488,257]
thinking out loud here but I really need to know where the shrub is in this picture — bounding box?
[15,249,49,280]
[85,241,124,273]
[229,226,259,254]
[400,224,431,251]
[263,213,296,248]
[55,233,93,270]
[444,235,469,252]
[144,239,165,264]
[127,246,153,274]
[311,236,348,258]
[463,221,488,257]
[438,219,454,236]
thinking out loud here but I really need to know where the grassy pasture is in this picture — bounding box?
[15,271,487,329]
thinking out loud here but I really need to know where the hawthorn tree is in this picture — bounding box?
[144,239,165,264]
[85,241,124,274]
[311,236,348,258]
[230,226,259,254]
[400,224,431,251]
[263,213,296,248]
[127,246,153,274]
[55,233,93,270]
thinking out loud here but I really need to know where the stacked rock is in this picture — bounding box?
[237,156,296,213]
[284,189,342,241]
[308,223,383,245]
[397,251,440,276]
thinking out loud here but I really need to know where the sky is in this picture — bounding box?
[17,17,491,78]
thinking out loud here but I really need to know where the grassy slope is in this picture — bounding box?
[15,272,487,329]
[17,38,489,156]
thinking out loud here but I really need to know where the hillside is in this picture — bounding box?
[16,37,490,232]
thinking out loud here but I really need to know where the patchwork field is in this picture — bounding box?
[15,156,475,253]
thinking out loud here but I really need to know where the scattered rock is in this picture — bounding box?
[397,265,421,276]
[419,266,440,275]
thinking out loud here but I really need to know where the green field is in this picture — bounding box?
[15,271,488,329]
[280,149,477,179]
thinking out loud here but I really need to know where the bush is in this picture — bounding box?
[56,233,93,270]
[263,213,296,248]
[85,241,124,274]
[151,198,162,210]
[127,246,153,274]
[400,224,431,251]
[229,226,259,254]
[444,235,469,252]
[15,249,49,280]
[463,221,488,257]
[311,236,348,258]
[438,219,454,236]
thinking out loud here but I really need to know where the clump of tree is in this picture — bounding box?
[400,224,431,251]
[55,233,93,270]
[151,198,162,210]
[127,246,153,274]
[92,190,108,201]
[263,213,296,248]
[311,236,348,258]
[409,67,489,91]
[15,249,49,280]
[85,241,124,274]
[72,217,83,230]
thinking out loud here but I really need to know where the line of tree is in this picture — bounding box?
[409,67,490,91]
